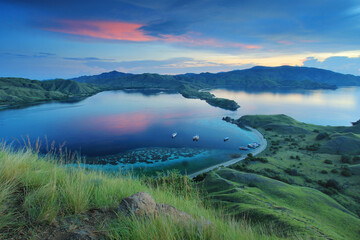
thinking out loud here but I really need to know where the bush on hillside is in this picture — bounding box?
[316,132,329,140]
[341,155,352,164]
[341,169,352,177]
[352,156,360,163]
[284,168,299,176]
[306,144,320,151]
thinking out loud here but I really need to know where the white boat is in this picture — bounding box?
[193,135,199,141]
[239,146,249,150]
[172,132,177,138]
[224,137,229,142]
[247,143,255,148]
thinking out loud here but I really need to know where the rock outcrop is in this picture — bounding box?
[118,192,156,217]
[118,192,211,227]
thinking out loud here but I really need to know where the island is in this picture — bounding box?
[2,65,360,111]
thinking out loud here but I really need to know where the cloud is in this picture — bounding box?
[63,57,114,61]
[80,57,253,74]
[303,56,360,76]
[139,20,191,36]
[44,19,261,49]
[45,20,156,42]
[1,52,56,58]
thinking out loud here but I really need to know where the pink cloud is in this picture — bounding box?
[45,19,261,49]
[45,20,156,42]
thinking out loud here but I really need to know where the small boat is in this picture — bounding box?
[251,142,260,148]
[172,132,177,138]
[239,146,249,150]
[193,135,199,141]
[247,143,255,148]
[224,137,229,142]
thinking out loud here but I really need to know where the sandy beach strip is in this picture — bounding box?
[188,126,267,178]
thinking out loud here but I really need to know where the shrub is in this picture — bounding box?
[325,179,341,191]
[320,170,328,174]
[341,169,352,177]
[272,175,290,184]
[341,155,352,164]
[284,168,299,176]
[321,188,336,196]
[323,160,332,164]
[193,173,207,182]
[306,144,320,151]
[316,132,329,140]
[249,157,269,163]
[304,177,312,183]
[352,156,360,163]
[331,169,338,174]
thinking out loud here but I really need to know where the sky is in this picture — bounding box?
[0,0,360,79]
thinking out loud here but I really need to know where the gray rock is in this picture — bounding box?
[156,203,193,222]
[118,192,212,227]
[118,192,156,217]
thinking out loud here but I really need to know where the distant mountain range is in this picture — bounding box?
[70,65,360,90]
[1,66,360,109]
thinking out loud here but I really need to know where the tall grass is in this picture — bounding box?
[0,145,285,239]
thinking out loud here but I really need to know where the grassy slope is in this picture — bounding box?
[0,78,102,106]
[202,114,360,239]
[203,168,360,240]
[234,115,360,214]
[0,146,285,240]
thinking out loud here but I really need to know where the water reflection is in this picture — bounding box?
[212,87,360,126]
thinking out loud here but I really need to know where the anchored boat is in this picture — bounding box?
[224,137,229,142]
[193,135,199,141]
[172,132,177,138]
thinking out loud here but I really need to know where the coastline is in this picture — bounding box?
[188,126,267,178]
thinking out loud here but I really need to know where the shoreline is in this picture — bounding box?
[188,126,267,178]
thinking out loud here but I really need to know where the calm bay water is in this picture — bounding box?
[1,87,359,174]
[212,87,360,126]
[0,90,257,174]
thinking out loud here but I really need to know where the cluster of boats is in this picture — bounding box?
[239,142,261,151]
[172,132,260,150]
[172,132,200,141]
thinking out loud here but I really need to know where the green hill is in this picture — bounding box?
[2,66,360,110]
[0,78,102,107]
[71,66,360,91]
[217,114,360,237]
[202,168,360,239]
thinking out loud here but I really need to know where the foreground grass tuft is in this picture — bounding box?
[0,146,283,239]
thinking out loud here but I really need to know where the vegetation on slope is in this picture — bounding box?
[202,114,360,239]
[178,85,240,111]
[2,65,360,110]
[72,65,360,90]
[202,168,360,239]
[0,78,102,107]
[0,146,284,240]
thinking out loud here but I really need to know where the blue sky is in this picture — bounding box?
[0,0,360,79]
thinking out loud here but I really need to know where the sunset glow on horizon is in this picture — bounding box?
[1,0,360,79]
